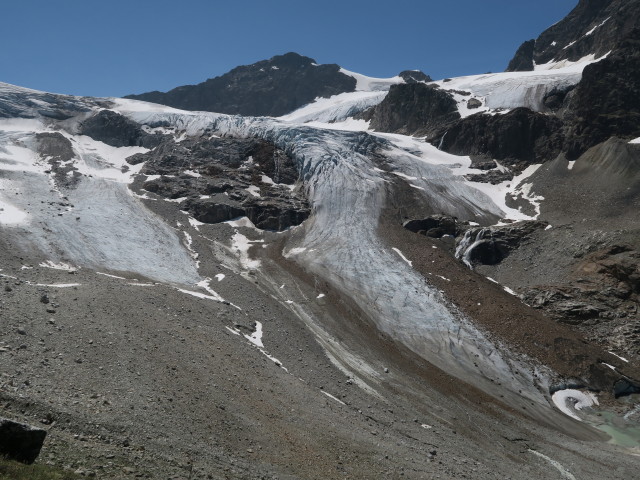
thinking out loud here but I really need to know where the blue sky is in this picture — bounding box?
[1,0,577,97]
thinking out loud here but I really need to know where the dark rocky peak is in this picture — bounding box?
[125,52,357,117]
[507,0,640,71]
[563,27,640,158]
[362,83,459,136]
[432,108,565,172]
[506,39,536,72]
[398,70,433,83]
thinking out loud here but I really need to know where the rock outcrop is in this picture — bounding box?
[456,221,548,267]
[563,28,640,159]
[398,70,432,84]
[506,0,640,71]
[433,108,564,171]
[0,417,47,464]
[125,52,357,117]
[131,136,309,231]
[79,110,164,149]
[364,83,459,136]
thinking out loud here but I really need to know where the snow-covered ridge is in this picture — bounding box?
[339,68,404,92]
[435,54,605,115]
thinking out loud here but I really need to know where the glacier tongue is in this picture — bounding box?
[119,104,549,402]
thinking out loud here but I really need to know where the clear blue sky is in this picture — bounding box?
[1,0,577,97]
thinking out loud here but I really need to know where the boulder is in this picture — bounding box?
[403,215,458,237]
[0,417,47,464]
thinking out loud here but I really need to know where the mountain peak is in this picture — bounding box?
[125,52,356,117]
[506,0,640,71]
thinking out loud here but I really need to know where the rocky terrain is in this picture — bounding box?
[125,53,358,117]
[1,1,640,479]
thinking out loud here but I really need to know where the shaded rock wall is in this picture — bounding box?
[125,52,357,117]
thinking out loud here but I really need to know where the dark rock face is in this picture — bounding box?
[523,245,640,326]
[434,108,564,171]
[365,83,460,136]
[125,52,357,117]
[79,110,164,149]
[0,417,47,464]
[456,221,547,267]
[35,132,81,189]
[542,85,575,112]
[403,215,458,238]
[398,70,432,84]
[133,136,309,231]
[506,39,535,72]
[563,29,640,159]
[506,0,640,71]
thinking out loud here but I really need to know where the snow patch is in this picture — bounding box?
[231,232,261,269]
[551,389,599,421]
[528,450,576,480]
[39,261,77,272]
[321,390,346,405]
[392,248,412,267]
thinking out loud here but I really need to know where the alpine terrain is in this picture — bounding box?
[1,0,639,478]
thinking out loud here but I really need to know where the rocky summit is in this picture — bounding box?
[1,1,640,479]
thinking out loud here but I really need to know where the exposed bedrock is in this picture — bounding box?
[506,0,640,71]
[398,70,432,83]
[563,29,640,159]
[523,244,640,326]
[79,110,165,148]
[133,135,309,231]
[125,52,357,116]
[506,39,536,72]
[363,83,460,136]
[432,108,564,171]
[455,221,548,267]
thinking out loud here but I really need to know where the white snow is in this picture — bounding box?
[96,272,127,280]
[585,17,610,36]
[321,390,346,405]
[245,321,264,348]
[0,200,28,225]
[39,261,77,271]
[567,160,576,170]
[608,351,629,363]
[435,56,603,113]
[225,216,258,229]
[339,68,404,92]
[36,283,80,288]
[280,91,386,125]
[551,389,599,421]
[316,293,325,299]
[214,273,225,282]
[231,232,261,270]
[245,185,261,197]
[392,248,412,267]
[503,286,517,296]
[283,247,307,258]
[629,137,640,144]
[187,216,205,231]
